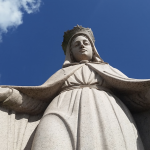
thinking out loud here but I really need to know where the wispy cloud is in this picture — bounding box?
[0,0,41,41]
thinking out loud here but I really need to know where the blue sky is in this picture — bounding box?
[0,0,150,86]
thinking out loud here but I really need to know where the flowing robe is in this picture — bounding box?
[32,64,143,150]
[1,63,150,150]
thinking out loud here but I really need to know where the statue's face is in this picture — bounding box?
[71,35,93,62]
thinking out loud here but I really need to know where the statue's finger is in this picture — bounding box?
[0,88,10,93]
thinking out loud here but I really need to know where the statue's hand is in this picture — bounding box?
[0,87,12,102]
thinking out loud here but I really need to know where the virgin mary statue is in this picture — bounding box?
[1,25,150,150]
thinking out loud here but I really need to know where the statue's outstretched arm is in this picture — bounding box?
[0,87,48,115]
[117,88,150,112]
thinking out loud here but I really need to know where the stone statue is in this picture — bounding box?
[1,25,150,150]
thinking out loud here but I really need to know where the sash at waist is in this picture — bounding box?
[61,84,112,93]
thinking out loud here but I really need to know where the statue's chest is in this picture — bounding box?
[64,64,103,86]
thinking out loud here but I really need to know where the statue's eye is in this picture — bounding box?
[74,42,79,47]
[84,41,89,45]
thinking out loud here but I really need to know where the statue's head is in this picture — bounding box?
[62,25,104,66]
[70,34,93,62]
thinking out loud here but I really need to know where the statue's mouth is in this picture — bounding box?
[79,49,87,52]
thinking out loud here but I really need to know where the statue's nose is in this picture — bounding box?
[80,44,84,48]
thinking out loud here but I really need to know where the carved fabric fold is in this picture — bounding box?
[0,106,42,150]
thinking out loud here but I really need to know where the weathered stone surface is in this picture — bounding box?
[0,25,150,150]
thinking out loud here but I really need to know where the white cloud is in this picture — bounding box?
[0,0,41,41]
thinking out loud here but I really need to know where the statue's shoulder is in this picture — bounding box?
[88,62,128,78]
[43,64,84,86]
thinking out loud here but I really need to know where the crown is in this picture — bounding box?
[62,25,95,54]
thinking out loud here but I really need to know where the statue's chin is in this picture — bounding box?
[79,60,89,63]
[74,55,92,62]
